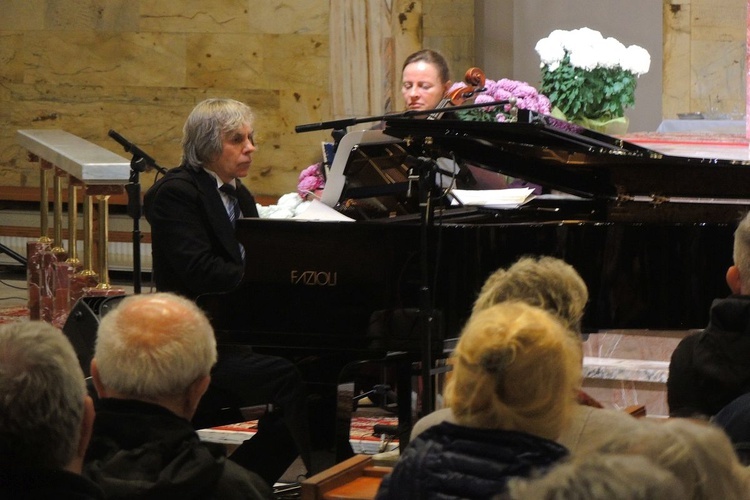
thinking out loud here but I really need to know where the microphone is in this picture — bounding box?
[108,129,166,173]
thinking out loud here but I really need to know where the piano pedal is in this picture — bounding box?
[373,424,399,454]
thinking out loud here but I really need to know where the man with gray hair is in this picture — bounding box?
[83,292,271,499]
[668,210,750,419]
[144,98,311,477]
[0,321,103,499]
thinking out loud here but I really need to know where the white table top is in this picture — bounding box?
[17,129,130,184]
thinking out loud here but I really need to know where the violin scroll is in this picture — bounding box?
[445,67,486,106]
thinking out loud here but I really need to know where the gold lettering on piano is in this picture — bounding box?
[290,270,338,286]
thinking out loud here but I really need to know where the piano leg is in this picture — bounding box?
[335,353,418,461]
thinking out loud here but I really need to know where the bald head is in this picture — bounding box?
[93,293,217,402]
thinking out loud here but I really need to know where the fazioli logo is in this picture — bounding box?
[290,270,338,286]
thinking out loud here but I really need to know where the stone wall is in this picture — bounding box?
[0,0,473,199]
[2,0,744,199]
[663,0,746,120]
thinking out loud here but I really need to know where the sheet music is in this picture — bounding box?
[450,187,536,209]
[293,199,355,221]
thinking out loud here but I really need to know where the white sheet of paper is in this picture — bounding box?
[293,199,355,221]
[451,188,536,209]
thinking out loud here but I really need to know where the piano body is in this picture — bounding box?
[202,112,750,349]
[198,112,750,456]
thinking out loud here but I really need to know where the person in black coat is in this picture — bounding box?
[84,293,272,499]
[144,98,311,478]
[376,302,582,499]
[668,211,750,419]
[0,321,104,500]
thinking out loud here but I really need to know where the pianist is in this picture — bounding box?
[144,98,313,479]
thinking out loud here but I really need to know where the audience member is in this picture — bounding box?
[668,211,750,418]
[411,256,644,454]
[586,417,750,500]
[710,391,750,464]
[0,321,104,499]
[503,453,686,500]
[83,293,272,499]
[376,301,582,499]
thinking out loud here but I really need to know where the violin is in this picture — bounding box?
[428,67,486,120]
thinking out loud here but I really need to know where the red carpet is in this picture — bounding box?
[0,306,29,325]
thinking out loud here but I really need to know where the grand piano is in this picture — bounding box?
[202,111,750,348]
[198,112,750,455]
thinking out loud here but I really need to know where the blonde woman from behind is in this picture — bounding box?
[376,301,582,500]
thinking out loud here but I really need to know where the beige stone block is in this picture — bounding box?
[423,35,475,80]
[0,33,25,84]
[140,0,252,33]
[422,0,474,35]
[691,39,745,113]
[691,2,745,31]
[663,1,692,117]
[44,0,139,32]
[186,33,265,89]
[0,0,45,30]
[22,32,187,87]
[247,0,329,35]
[262,35,330,88]
[277,88,332,136]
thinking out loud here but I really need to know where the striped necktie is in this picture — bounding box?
[219,183,241,226]
[219,183,245,260]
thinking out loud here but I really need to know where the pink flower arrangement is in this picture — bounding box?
[453,78,551,122]
[297,162,326,199]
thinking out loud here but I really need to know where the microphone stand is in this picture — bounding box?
[294,99,512,134]
[295,99,512,423]
[414,156,439,417]
[107,130,168,294]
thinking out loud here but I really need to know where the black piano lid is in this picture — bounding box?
[383,114,750,204]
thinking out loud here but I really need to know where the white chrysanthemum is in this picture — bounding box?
[535,37,566,67]
[568,44,600,71]
[545,29,572,47]
[621,45,651,76]
[562,27,603,52]
[598,37,626,69]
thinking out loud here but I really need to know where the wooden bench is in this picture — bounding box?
[301,455,392,500]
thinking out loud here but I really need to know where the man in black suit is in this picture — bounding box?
[144,98,311,481]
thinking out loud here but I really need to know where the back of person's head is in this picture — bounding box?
[472,256,588,334]
[94,292,217,401]
[446,301,582,440]
[182,97,254,169]
[588,418,750,500]
[402,49,451,84]
[733,211,750,291]
[504,453,687,500]
[0,321,87,469]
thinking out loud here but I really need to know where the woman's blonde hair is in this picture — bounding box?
[446,301,582,440]
[473,256,588,334]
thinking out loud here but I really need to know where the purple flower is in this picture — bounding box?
[467,77,551,121]
[297,162,326,198]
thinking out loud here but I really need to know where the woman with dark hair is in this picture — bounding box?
[400,49,452,114]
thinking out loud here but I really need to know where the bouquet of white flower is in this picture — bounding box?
[535,27,650,131]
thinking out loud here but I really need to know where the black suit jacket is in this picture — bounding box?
[144,165,259,300]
